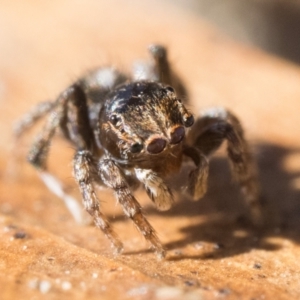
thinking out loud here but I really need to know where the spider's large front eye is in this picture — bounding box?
[130,143,143,153]
[170,126,185,144]
[146,138,167,154]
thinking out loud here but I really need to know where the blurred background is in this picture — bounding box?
[172,0,300,64]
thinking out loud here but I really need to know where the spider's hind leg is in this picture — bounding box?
[186,107,262,225]
[14,101,55,137]
[133,44,188,99]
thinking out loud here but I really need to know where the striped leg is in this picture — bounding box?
[100,159,165,259]
[188,107,262,225]
[73,150,123,254]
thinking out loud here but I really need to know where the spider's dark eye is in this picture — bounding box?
[165,86,175,93]
[183,114,194,127]
[146,138,167,154]
[130,143,143,153]
[170,126,185,144]
[109,114,120,125]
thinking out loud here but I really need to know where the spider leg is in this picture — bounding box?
[59,84,123,251]
[24,69,129,225]
[50,84,122,252]
[27,105,62,169]
[23,86,89,222]
[132,44,187,98]
[135,168,174,211]
[21,86,90,223]
[26,84,122,251]
[27,87,75,169]
[187,107,262,225]
[100,159,165,259]
[147,44,172,87]
[183,146,209,200]
[59,83,96,151]
[14,101,55,137]
[73,150,123,254]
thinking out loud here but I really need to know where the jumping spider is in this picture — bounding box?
[15,45,262,259]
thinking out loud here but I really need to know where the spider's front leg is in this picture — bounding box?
[186,107,262,225]
[73,151,123,254]
[100,159,165,259]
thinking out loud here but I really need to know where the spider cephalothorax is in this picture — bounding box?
[98,81,193,169]
[16,45,262,259]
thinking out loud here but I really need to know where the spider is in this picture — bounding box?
[15,45,262,259]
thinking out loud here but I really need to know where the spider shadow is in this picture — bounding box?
[118,142,300,260]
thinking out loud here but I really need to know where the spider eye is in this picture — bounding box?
[146,138,167,154]
[170,126,185,144]
[109,114,120,125]
[130,143,143,153]
[165,86,175,93]
[183,114,194,127]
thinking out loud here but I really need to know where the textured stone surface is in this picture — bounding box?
[1,1,300,299]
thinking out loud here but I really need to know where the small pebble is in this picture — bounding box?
[184,280,195,287]
[61,281,72,291]
[193,242,204,250]
[219,288,231,295]
[155,286,182,299]
[127,285,149,296]
[28,279,39,289]
[214,243,225,250]
[39,280,52,294]
[14,231,27,239]
[47,257,55,261]
[174,249,183,256]
[254,263,262,269]
[80,281,86,290]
